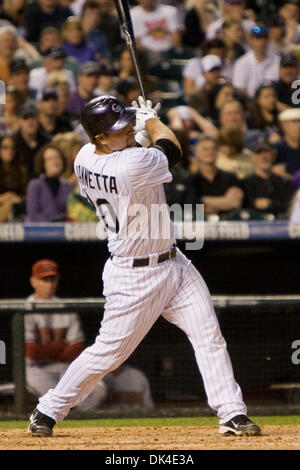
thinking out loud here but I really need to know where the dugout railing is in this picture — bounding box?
[1,296,300,415]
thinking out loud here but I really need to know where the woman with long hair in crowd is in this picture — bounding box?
[0,135,27,222]
[247,81,281,142]
[0,85,24,135]
[26,143,73,222]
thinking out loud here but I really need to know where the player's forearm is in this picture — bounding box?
[145,118,182,152]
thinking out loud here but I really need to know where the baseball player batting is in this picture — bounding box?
[28,95,261,437]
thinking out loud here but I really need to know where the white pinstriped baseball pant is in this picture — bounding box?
[37,248,247,423]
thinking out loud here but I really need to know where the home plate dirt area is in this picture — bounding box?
[0,425,300,450]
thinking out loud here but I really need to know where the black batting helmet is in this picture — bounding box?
[80,95,136,142]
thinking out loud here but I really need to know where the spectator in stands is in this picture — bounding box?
[267,16,287,56]
[182,0,217,48]
[26,143,73,222]
[81,0,110,60]
[117,77,141,107]
[204,80,236,125]
[103,363,154,410]
[37,87,73,137]
[52,132,84,186]
[0,135,27,222]
[95,63,118,97]
[8,58,36,102]
[15,102,50,180]
[25,259,107,412]
[96,0,122,55]
[0,85,23,135]
[186,135,244,218]
[217,127,254,179]
[221,17,247,80]
[273,108,300,178]
[67,61,100,119]
[183,38,226,95]
[130,0,181,58]
[242,142,295,218]
[278,0,300,46]
[232,25,280,98]
[37,26,60,55]
[206,0,255,41]
[184,54,223,111]
[274,53,300,111]
[29,46,76,96]
[167,105,217,156]
[0,25,19,83]
[25,0,72,44]
[61,16,98,65]
[44,72,73,121]
[0,0,28,34]
[246,81,281,140]
[218,99,248,133]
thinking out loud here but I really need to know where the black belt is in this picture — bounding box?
[111,246,177,267]
[133,245,176,267]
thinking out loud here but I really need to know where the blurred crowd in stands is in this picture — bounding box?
[1,0,300,223]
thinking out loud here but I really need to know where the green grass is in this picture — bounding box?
[0,415,299,430]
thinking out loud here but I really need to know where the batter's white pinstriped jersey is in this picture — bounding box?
[74,143,176,257]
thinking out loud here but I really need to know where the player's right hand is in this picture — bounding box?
[131,96,161,132]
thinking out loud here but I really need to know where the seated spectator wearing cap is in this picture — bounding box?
[67,62,99,119]
[25,0,72,44]
[8,58,37,102]
[183,38,226,95]
[14,103,50,180]
[25,259,107,412]
[0,135,27,222]
[267,16,288,56]
[26,143,73,222]
[130,0,181,60]
[232,25,280,98]
[185,135,244,218]
[246,81,281,141]
[0,85,24,135]
[242,143,295,218]
[81,1,110,60]
[94,64,118,97]
[206,0,255,42]
[274,54,300,111]
[184,54,223,99]
[278,0,300,46]
[217,127,254,179]
[37,87,73,137]
[185,55,223,112]
[29,47,76,96]
[273,108,300,178]
[61,16,98,65]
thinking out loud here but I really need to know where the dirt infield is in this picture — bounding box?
[0,425,300,450]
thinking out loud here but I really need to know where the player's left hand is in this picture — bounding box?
[131,96,161,132]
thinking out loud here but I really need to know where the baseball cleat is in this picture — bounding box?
[219,414,261,436]
[28,408,55,437]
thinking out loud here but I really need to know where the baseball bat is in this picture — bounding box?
[114,0,147,100]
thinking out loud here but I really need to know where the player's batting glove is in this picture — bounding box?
[131,96,161,132]
[135,130,151,147]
